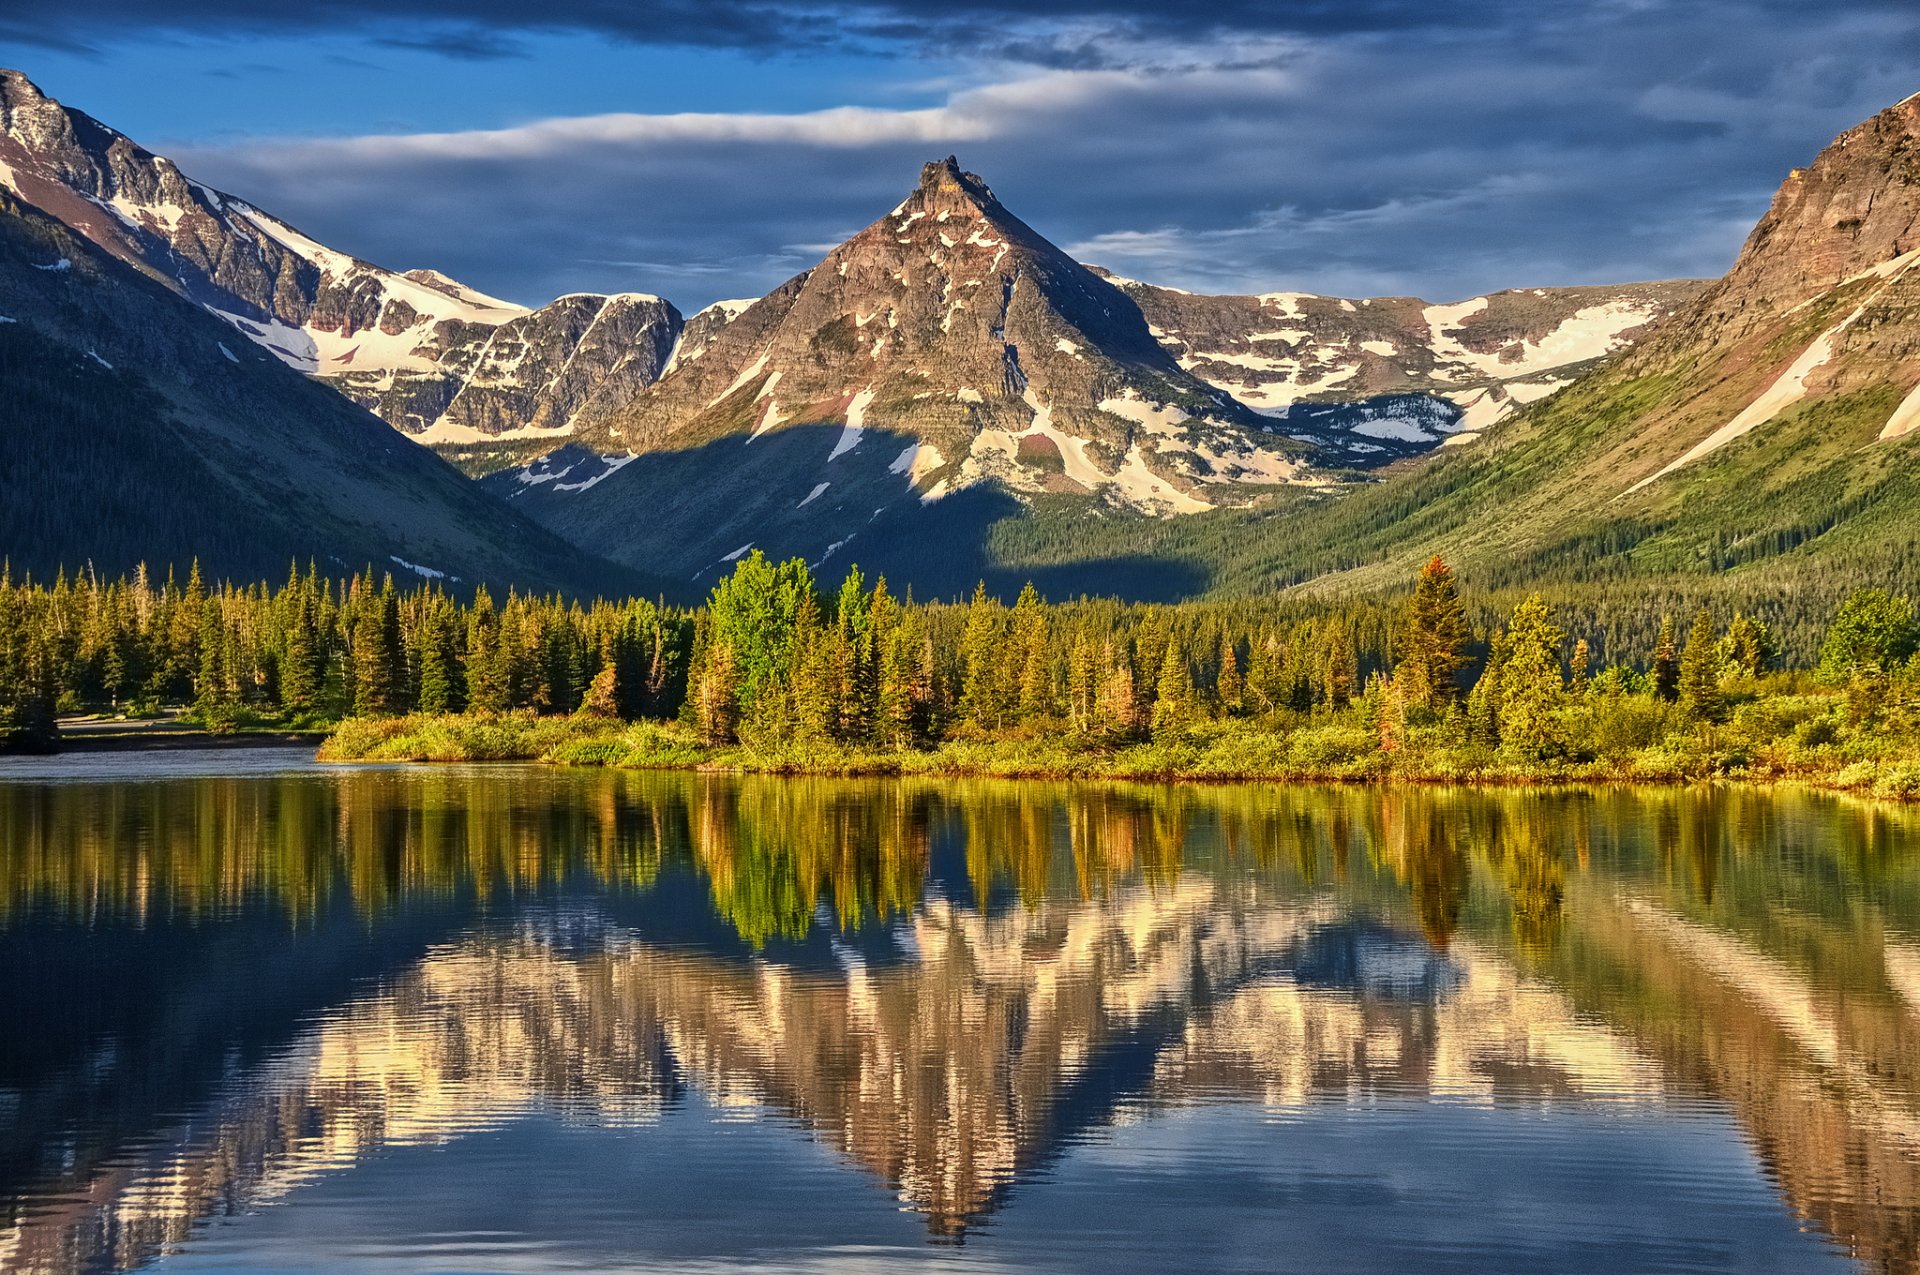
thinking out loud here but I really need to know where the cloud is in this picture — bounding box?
[138,2,1920,309]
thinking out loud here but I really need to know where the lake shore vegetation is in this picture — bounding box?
[4,552,1910,795]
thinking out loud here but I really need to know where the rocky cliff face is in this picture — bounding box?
[1101,273,1705,446]
[1618,90,1920,486]
[1684,91,1920,342]
[574,157,1320,515]
[0,68,681,450]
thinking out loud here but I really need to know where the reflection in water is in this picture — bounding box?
[1,767,1918,1271]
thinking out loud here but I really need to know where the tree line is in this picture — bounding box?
[2,553,1916,756]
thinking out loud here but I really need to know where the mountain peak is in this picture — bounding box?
[912,155,999,214]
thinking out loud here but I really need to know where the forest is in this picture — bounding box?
[2,552,1917,796]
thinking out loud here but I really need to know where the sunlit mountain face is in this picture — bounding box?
[0,765,1916,1273]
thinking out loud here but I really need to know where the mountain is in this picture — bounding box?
[1160,88,1920,607]
[1096,273,1707,448]
[499,157,1360,590]
[0,68,680,468]
[0,179,639,591]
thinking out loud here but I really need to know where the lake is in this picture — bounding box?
[0,749,1915,1273]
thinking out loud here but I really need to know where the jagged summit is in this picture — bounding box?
[500,154,1343,585]
[914,155,999,211]
[567,152,1312,516]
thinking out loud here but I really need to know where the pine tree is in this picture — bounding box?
[1569,638,1591,696]
[1678,608,1723,724]
[1096,639,1140,739]
[959,583,1006,731]
[416,602,464,714]
[1397,556,1470,708]
[1652,614,1679,702]
[694,640,741,745]
[1324,635,1356,711]
[353,581,403,716]
[1016,607,1052,722]
[466,587,506,712]
[194,598,235,727]
[1216,637,1245,717]
[1721,613,1775,680]
[1497,596,1565,758]
[1151,637,1193,740]
[282,589,322,713]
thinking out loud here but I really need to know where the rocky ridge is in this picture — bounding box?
[569,156,1323,519]
[1098,272,1707,450]
[0,68,679,451]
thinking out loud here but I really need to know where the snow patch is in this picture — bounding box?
[1113,446,1211,514]
[34,258,71,272]
[713,352,771,405]
[1257,291,1316,318]
[1019,388,1109,489]
[829,388,874,460]
[1055,338,1082,358]
[84,350,112,370]
[889,441,945,481]
[1880,380,1920,442]
[721,543,754,563]
[1632,294,1878,491]
[217,342,241,364]
[388,556,445,580]
[798,481,831,508]
[1360,339,1399,357]
[553,453,636,494]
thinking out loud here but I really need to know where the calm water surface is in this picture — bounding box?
[1,749,1917,1273]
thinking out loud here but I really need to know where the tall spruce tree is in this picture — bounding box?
[1652,614,1680,702]
[1678,608,1723,724]
[1397,556,1470,708]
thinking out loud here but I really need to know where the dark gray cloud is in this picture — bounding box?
[153,0,1920,311]
[0,1,1544,57]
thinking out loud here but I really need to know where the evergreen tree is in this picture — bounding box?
[1497,596,1565,758]
[1652,614,1679,702]
[416,602,465,715]
[1324,635,1356,711]
[353,580,403,715]
[1216,637,1245,717]
[1397,556,1470,708]
[959,583,1006,731]
[1677,608,1724,724]
[1720,613,1775,680]
[1151,637,1193,739]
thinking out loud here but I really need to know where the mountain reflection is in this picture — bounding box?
[2,773,1919,1271]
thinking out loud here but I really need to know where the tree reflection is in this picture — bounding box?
[4,773,1920,1268]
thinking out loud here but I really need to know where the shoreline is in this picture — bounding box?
[314,713,1920,801]
[51,730,328,754]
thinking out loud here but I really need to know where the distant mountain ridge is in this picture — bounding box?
[0,166,641,590]
[0,68,679,460]
[1097,274,1706,448]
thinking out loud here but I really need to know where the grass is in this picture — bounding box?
[319,685,1920,802]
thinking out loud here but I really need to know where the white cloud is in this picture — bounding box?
[166,12,1920,309]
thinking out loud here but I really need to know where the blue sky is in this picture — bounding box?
[3,2,1917,310]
